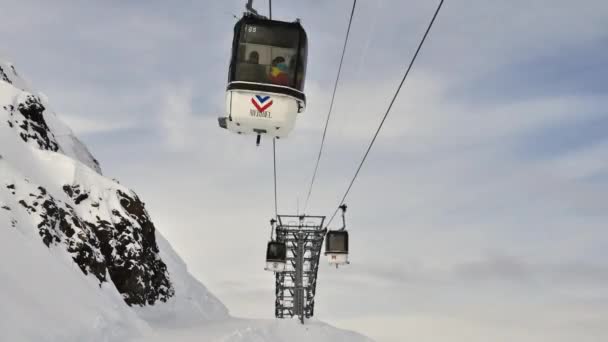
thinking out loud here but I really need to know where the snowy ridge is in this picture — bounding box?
[0,82,177,306]
[0,59,370,341]
[0,59,101,173]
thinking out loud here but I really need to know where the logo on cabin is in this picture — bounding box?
[250,95,273,118]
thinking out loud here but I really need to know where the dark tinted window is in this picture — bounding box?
[241,23,299,48]
[231,19,307,91]
[327,232,348,252]
[267,242,287,260]
[295,32,308,90]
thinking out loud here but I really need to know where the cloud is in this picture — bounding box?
[454,254,608,284]
[159,83,199,150]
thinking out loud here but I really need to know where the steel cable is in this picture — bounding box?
[326,0,445,227]
[302,0,358,214]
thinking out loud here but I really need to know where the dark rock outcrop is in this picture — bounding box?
[4,95,59,152]
[4,180,175,306]
[1,62,175,307]
[0,66,12,84]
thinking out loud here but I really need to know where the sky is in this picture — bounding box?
[2,0,608,341]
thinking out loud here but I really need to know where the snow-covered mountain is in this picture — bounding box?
[0,60,372,342]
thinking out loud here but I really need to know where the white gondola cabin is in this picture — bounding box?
[265,240,287,272]
[218,14,308,140]
[325,230,349,266]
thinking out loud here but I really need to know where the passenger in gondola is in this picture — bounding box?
[247,51,259,64]
[270,56,290,86]
[240,50,266,82]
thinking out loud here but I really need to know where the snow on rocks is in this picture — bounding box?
[4,93,59,152]
[0,202,146,342]
[0,59,370,341]
[0,60,101,173]
[0,61,176,307]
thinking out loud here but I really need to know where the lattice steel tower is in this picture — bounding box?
[273,215,326,323]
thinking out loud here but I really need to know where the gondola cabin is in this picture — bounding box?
[219,14,308,139]
[325,230,349,266]
[265,240,287,272]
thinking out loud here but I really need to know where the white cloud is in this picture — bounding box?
[159,83,199,150]
[59,114,134,135]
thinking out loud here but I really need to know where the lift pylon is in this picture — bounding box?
[273,215,326,323]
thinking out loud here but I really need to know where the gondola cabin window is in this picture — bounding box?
[326,230,349,254]
[234,22,304,90]
[328,233,346,251]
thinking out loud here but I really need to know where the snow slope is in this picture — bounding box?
[0,210,145,342]
[0,59,371,341]
[138,318,372,342]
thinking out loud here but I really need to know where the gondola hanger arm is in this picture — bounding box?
[246,0,259,16]
[245,0,268,19]
[270,218,277,240]
[339,204,347,231]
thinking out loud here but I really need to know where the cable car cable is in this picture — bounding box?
[273,137,278,219]
[326,0,445,227]
[302,0,358,214]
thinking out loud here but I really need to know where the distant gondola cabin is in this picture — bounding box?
[265,240,287,272]
[325,230,349,266]
[219,14,308,139]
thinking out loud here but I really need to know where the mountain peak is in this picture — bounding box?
[0,60,370,342]
[0,60,227,318]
